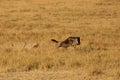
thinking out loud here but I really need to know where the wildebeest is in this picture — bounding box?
[51,37,80,48]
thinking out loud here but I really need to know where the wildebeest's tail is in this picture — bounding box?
[51,39,59,43]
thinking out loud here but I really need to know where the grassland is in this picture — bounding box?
[0,0,120,80]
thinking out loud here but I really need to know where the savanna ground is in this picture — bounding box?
[0,0,120,80]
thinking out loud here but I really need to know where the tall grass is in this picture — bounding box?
[0,0,120,76]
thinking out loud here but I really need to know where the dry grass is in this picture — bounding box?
[0,0,120,80]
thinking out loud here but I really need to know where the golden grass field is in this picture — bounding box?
[0,0,120,80]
